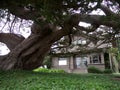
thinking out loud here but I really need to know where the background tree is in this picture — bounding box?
[0,0,120,70]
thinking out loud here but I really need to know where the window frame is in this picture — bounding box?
[58,57,68,66]
[75,56,88,68]
[90,54,101,64]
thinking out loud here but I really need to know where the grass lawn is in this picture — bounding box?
[0,70,120,90]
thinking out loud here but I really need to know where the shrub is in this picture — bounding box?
[33,68,49,72]
[103,69,112,74]
[88,66,103,74]
[43,56,52,69]
[49,69,65,73]
[33,68,65,73]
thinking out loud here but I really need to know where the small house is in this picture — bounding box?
[51,36,111,73]
[51,48,109,73]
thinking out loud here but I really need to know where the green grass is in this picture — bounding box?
[0,70,120,90]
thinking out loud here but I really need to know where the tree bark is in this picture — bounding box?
[0,33,25,50]
[0,23,70,70]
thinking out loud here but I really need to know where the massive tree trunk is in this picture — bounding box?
[0,11,76,70]
[0,23,69,70]
[0,33,61,70]
[0,4,79,70]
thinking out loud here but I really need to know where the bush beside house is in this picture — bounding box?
[88,66,112,74]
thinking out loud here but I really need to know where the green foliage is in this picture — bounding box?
[34,68,49,72]
[33,68,65,73]
[88,66,103,74]
[0,70,120,90]
[103,69,113,74]
[49,69,65,73]
[108,48,118,55]
[117,53,120,62]
[43,56,52,69]
[88,66,113,74]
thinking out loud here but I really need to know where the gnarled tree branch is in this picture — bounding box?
[100,4,115,15]
[73,14,120,28]
[0,33,25,50]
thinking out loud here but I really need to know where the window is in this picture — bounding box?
[93,55,99,63]
[75,56,88,68]
[58,57,67,65]
[73,39,86,45]
[90,54,101,64]
[76,57,81,68]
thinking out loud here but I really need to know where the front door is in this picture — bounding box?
[75,57,88,68]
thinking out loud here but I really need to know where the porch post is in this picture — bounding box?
[109,53,113,70]
[101,53,105,64]
[69,56,74,72]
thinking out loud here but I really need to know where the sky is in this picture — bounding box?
[0,43,10,55]
[0,19,32,55]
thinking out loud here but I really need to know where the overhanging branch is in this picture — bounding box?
[72,14,120,28]
[100,4,115,15]
[0,33,25,50]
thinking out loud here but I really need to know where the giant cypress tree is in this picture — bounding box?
[0,0,120,70]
